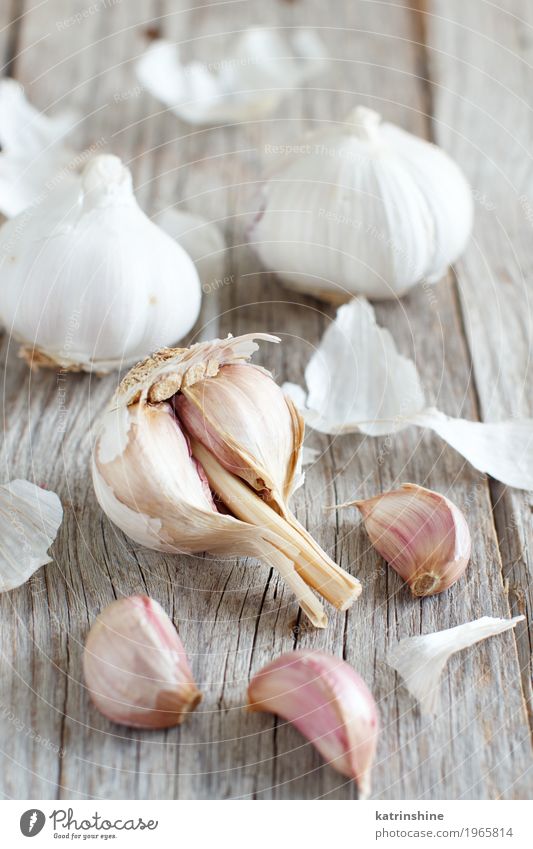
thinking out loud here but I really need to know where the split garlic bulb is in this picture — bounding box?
[92,334,361,628]
[250,106,473,301]
[0,154,201,372]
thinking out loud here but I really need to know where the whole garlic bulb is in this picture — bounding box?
[0,154,201,372]
[250,107,473,301]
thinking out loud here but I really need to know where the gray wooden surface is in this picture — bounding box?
[0,0,532,800]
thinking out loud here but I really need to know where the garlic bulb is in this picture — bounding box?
[0,78,78,218]
[250,106,473,301]
[248,650,379,798]
[388,615,525,715]
[84,595,202,728]
[351,483,471,596]
[92,334,361,627]
[0,154,201,372]
[154,208,226,293]
[0,479,63,591]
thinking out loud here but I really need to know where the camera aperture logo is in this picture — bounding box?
[20,809,46,837]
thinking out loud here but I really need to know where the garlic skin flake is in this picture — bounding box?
[285,298,533,491]
[352,484,471,597]
[84,595,202,728]
[388,616,525,715]
[92,334,361,628]
[136,29,328,126]
[250,106,473,301]
[0,479,63,592]
[248,651,378,798]
[0,78,78,218]
[0,154,201,372]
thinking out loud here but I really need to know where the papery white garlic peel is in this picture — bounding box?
[83,595,202,728]
[92,334,361,628]
[0,479,63,592]
[248,650,378,798]
[136,29,328,126]
[350,483,471,597]
[388,616,525,715]
[0,154,201,372]
[251,106,473,301]
[285,298,533,491]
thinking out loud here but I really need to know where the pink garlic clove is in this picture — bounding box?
[247,650,378,798]
[83,595,201,729]
[354,483,471,597]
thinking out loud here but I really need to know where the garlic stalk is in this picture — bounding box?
[136,29,328,126]
[388,616,524,715]
[92,334,362,627]
[350,483,471,596]
[0,479,63,591]
[284,298,533,490]
[0,78,78,218]
[250,106,473,301]
[248,650,378,798]
[84,595,202,728]
[0,154,201,372]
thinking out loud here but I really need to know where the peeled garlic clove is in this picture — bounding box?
[83,595,202,728]
[251,105,472,301]
[93,334,361,628]
[0,154,201,373]
[353,483,471,596]
[175,362,303,508]
[248,650,378,797]
[0,479,63,591]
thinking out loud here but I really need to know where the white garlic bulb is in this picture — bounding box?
[250,106,473,301]
[0,154,201,372]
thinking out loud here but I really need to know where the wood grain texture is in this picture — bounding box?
[0,0,531,800]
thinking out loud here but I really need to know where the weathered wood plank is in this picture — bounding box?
[0,0,531,801]
[425,0,533,743]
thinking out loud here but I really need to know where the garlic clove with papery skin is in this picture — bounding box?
[250,105,473,302]
[0,154,201,373]
[350,483,471,597]
[247,650,379,798]
[92,334,361,628]
[83,595,202,729]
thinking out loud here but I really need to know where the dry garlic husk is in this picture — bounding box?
[285,298,533,490]
[92,334,361,628]
[251,106,473,301]
[84,595,201,728]
[0,78,78,218]
[136,29,328,126]
[388,616,524,715]
[0,154,201,372]
[351,483,471,597]
[248,650,378,798]
[0,479,63,591]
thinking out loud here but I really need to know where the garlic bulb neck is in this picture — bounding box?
[81,154,134,210]
[345,106,382,141]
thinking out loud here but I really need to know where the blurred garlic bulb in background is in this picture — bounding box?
[84,595,202,728]
[0,154,201,372]
[250,106,473,301]
[92,334,361,627]
[0,78,78,218]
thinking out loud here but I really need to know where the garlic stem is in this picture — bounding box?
[192,440,361,610]
[263,545,327,628]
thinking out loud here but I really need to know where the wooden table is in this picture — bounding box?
[0,0,532,800]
